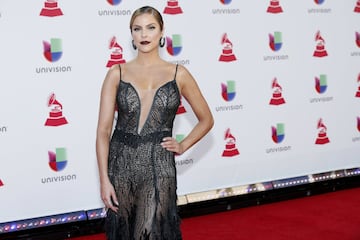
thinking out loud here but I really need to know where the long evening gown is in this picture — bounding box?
[105,64,182,240]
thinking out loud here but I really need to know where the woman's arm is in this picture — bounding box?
[161,65,214,154]
[96,64,120,212]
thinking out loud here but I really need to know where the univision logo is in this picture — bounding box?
[166,34,182,56]
[43,38,62,62]
[272,123,285,143]
[41,148,77,184]
[315,74,327,94]
[220,0,232,4]
[48,147,67,172]
[356,32,360,48]
[107,0,121,6]
[314,0,325,5]
[269,32,282,52]
[221,81,236,101]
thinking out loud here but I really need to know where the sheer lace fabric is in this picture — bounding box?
[105,65,182,240]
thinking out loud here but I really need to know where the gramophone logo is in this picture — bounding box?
[315,74,327,94]
[313,31,328,57]
[355,73,360,97]
[166,34,182,56]
[269,32,282,52]
[267,0,283,14]
[314,0,325,4]
[44,92,68,127]
[43,38,62,62]
[177,96,187,114]
[221,81,236,102]
[269,78,285,105]
[163,0,183,15]
[220,0,232,4]
[356,32,360,48]
[107,36,126,67]
[0,179,4,187]
[272,123,285,144]
[222,128,240,157]
[40,0,63,17]
[355,0,360,12]
[315,118,330,144]
[107,0,122,6]
[48,147,67,172]
[219,33,237,62]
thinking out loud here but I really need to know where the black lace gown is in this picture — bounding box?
[105,65,182,240]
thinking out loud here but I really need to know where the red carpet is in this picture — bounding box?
[69,187,360,240]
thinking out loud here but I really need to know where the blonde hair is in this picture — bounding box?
[129,6,164,32]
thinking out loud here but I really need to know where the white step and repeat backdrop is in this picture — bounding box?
[1,0,360,224]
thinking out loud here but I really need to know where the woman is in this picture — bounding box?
[96,6,214,239]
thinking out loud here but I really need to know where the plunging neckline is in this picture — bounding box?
[120,79,177,135]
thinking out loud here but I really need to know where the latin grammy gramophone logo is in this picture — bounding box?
[313,31,328,57]
[40,0,63,17]
[267,0,283,14]
[106,36,126,68]
[355,0,360,12]
[355,73,360,97]
[269,78,285,105]
[44,92,68,127]
[315,118,330,145]
[222,128,240,157]
[163,0,183,15]
[219,33,237,62]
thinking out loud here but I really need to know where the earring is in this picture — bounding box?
[132,40,137,50]
[159,37,165,48]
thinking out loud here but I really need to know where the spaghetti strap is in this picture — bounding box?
[118,64,122,80]
[173,64,179,80]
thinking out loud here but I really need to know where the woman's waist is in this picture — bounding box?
[112,129,172,147]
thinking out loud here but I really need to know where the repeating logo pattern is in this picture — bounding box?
[2,2,360,230]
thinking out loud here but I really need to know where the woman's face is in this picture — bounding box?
[131,13,163,52]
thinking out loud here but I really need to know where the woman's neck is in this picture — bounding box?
[135,51,163,67]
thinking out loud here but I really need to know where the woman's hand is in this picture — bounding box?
[101,179,119,213]
[161,137,184,155]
